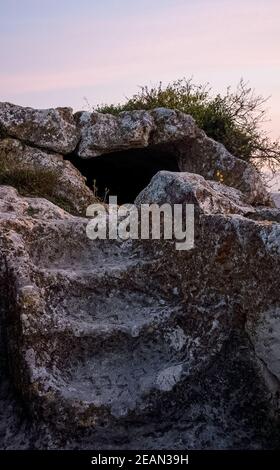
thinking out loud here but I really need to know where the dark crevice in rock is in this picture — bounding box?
[0,291,33,448]
[66,144,180,204]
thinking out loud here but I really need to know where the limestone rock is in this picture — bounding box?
[0,101,271,207]
[272,192,280,208]
[0,138,95,215]
[135,170,254,215]
[75,108,199,159]
[76,110,155,158]
[149,107,198,144]
[0,171,279,435]
[0,100,279,448]
[76,107,270,206]
[0,186,73,220]
[176,130,272,206]
[0,102,79,154]
[245,207,280,223]
[0,212,224,427]
[246,307,280,412]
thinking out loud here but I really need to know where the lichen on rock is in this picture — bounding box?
[0,102,80,154]
[0,101,279,449]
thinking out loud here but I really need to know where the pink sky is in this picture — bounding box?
[1,0,280,138]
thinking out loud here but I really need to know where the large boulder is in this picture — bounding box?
[0,138,95,215]
[136,171,280,416]
[0,102,272,207]
[0,102,79,154]
[176,129,272,206]
[0,99,279,448]
[75,109,155,157]
[135,170,254,216]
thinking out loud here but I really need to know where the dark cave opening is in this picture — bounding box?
[68,145,180,204]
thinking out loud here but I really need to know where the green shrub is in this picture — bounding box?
[95,78,280,170]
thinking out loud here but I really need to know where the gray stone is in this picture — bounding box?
[0,102,79,154]
[272,192,280,208]
[0,101,279,449]
[135,170,254,215]
[0,186,73,220]
[246,307,280,412]
[0,171,279,435]
[76,110,155,158]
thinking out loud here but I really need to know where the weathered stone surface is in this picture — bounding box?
[76,110,155,158]
[75,108,199,159]
[245,207,280,223]
[0,138,95,214]
[0,102,79,154]
[0,100,279,448]
[76,107,271,206]
[272,192,280,208]
[0,170,279,445]
[246,307,280,412]
[149,107,198,144]
[176,130,272,206]
[0,101,272,207]
[135,170,254,215]
[0,186,73,220]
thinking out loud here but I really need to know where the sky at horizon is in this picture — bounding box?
[1,0,280,139]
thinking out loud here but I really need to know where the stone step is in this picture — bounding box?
[4,218,190,428]
[32,323,191,423]
[30,261,181,338]
[25,256,188,425]
[27,220,150,270]
[43,295,182,338]
[32,258,165,304]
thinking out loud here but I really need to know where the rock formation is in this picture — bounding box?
[0,102,79,154]
[75,107,270,205]
[0,102,279,449]
[0,103,272,206]
[0,138,95,214]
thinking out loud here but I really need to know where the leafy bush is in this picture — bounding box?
[95,78,280,170]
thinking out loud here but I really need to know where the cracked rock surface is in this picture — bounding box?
[0,102,79,154]
[0,173,279,449]
[0,102,279,449]
[0,103,272,206]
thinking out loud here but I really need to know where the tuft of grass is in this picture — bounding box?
[0,164,58,197]
[0,148,77,214]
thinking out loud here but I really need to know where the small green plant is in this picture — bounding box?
[90,178,110,203]
[95,78,280,171]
